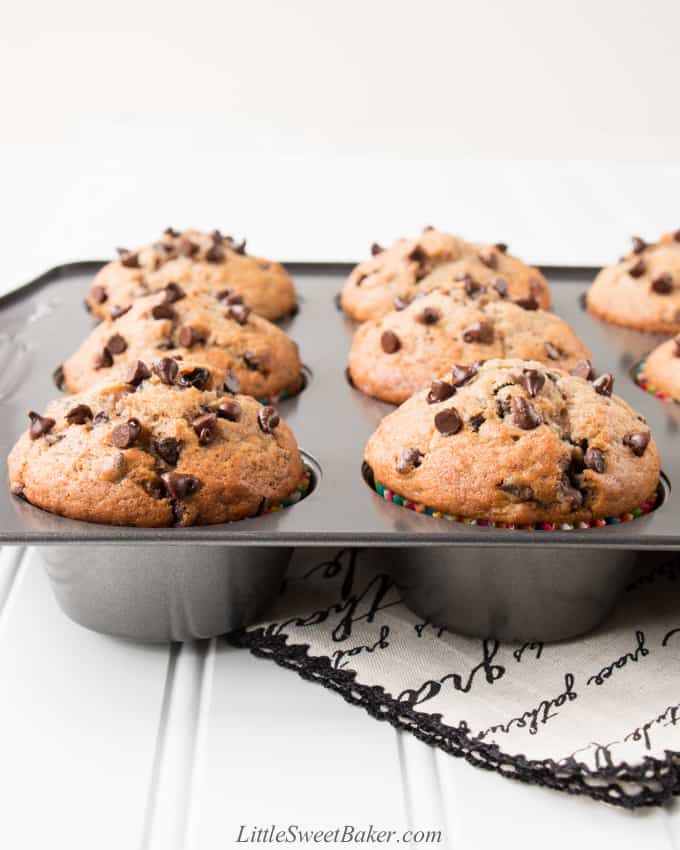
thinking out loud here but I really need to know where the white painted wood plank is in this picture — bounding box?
[192,638,408,850]
[0,548,170,850]
[397,732,451,850]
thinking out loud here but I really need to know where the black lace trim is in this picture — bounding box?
[229,628,680,809]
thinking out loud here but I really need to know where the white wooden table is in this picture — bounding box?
[1,154,679,849]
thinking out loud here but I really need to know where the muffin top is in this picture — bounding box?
[8,368,303,527]
[86,228,297,322]
[587,231,680,333]
[64,288,303,401]
[349,288,591,404]
[364,358,659,525]
[340,227,551,321]
[639,334,680,400]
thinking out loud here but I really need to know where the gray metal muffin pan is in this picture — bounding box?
[0,261,678,641]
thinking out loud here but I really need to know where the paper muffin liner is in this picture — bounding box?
[633,357,680,406]
[265,464,313,514]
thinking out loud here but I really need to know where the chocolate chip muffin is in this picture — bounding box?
[63,289,303,401]
[587,231,680,333]
[8,367,304,527]
[340,227,551,321]
[364,358,659,525]
[638,335,680,400]
[349,288,590,404]
[86,228,297,322]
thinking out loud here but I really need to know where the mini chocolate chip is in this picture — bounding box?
[629,259,646,278]
[205,242,224,263]
[217,400,241,421]
[592,372,614,396]
[631,236,647,254]
[393,294,413,311]
[93,411,109,425]
[152,357,179,385]
[651,273,673,294]
[544,342,561,360]
[450,363,479,387]
[371,242,383,255]
[512,397,541,430]
[258,405,280,433]
[164,282,185,303]
[416,307,440,325]
[427,380,455,404]
[674,336,680,358]
[623,431,651,457]
[164,227,180,237]
[584,447,605,473]
[109,304,131,320]
[117,248,140,269]
[515,294,539,310]
[65,404,93,425]
[434,407,463,436]
[396,447,423,473]
[227,303,251,325]
[126,360,151,387]
[407,244,427,264]
[178,325,207,348]
[161,471,202,498]
[107,333,127,355]
[223,371,241,394]
[495,243,508,254]
[469,413,485,431]
[177,367,210,390]
[111,418,141,449]
[28,411,55,439]
[152,437,182,466]
[178,237,199,257]
[90,285,108,304]
[520,369,545,398]
[94,347,113,369]
[381,330,401,354]
[478,250,497,270]
[462,321,494,344]
[570,359,595,381]
[492,278,508,298]
[498,482,534,501]
[151,302,177,320]
[243,351,259,370]
[192,412,218,445]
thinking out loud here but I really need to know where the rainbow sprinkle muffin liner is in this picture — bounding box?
[257,373,306,405]
[265,464,313,514]
[369,474,658,532]
[633,357,680,406]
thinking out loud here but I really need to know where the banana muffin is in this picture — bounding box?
[86,228,297,322]
[63,289,303,401]
[340,227,551,322]
[8,366,304,527]
[587,231,680,333]
[637,335,680,400]
[349,288,590,404]
[364,358,659,526]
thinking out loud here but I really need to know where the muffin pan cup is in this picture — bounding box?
[1,262,679,642]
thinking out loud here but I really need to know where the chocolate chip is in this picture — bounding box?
[544,342,561,361]
[211,229,224,242]
[93,411,109,425]
[65,404,93,425]
[520,369,545,398]
[117,248,140,269]
[631,236,647,254]
[109,304,131,320]
[584,447,605,473]
[427,380,455,404]
[161,471,202,498]
[393,294,413,311]
[396,447,423,473]
[469,413,485,431]
[192,412,218,445]
[570,359,595,381]
[227,303,251,325]
[478,250,497,270]
[629,259,646,278]
[495,243,508,254]
[164,282,185,303]
[94,347,113,369]
[623,431,651,457]
[243,351,260,370]
[355,273,367,287]
[496,397,511,418]
[674,230,680,243]
[178,325,207,348]
[223,371,241,394]
[219,290,244,306]
[216,400,241,421]
[90,285,108,304]
[371,242,383,255]
[491,277,508,298]
[178,237,199,257]
[177,367,210,390]
[107,333,127,355]
[381,330,401,354]
[152,437,182,466]
[651,273,673,294]
[205,242,225,263]
[498,482,534,501]
[458,275,483,297]
[152,357,179,385]
[450,363,479,387]
[28,411,55,439]
[674,336,680,358]
[111,418,141,449]
[434,407,462,436]
[232,238,247,255]
[258,405,280,433]
[558,477,584,510]
[164,227,180,237]
[124,359,150,387]
[462,321,494,344]
[52,364,65,391]
[407,244,427,264]
[592,372,614,396]
[512,397,541,429]
[415,307,440,325]
[151,302,177,320]
[515,294,539,310]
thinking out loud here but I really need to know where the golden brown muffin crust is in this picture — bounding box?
[639,335,680,399]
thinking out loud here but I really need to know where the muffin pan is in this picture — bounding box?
[1,261,679,641]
